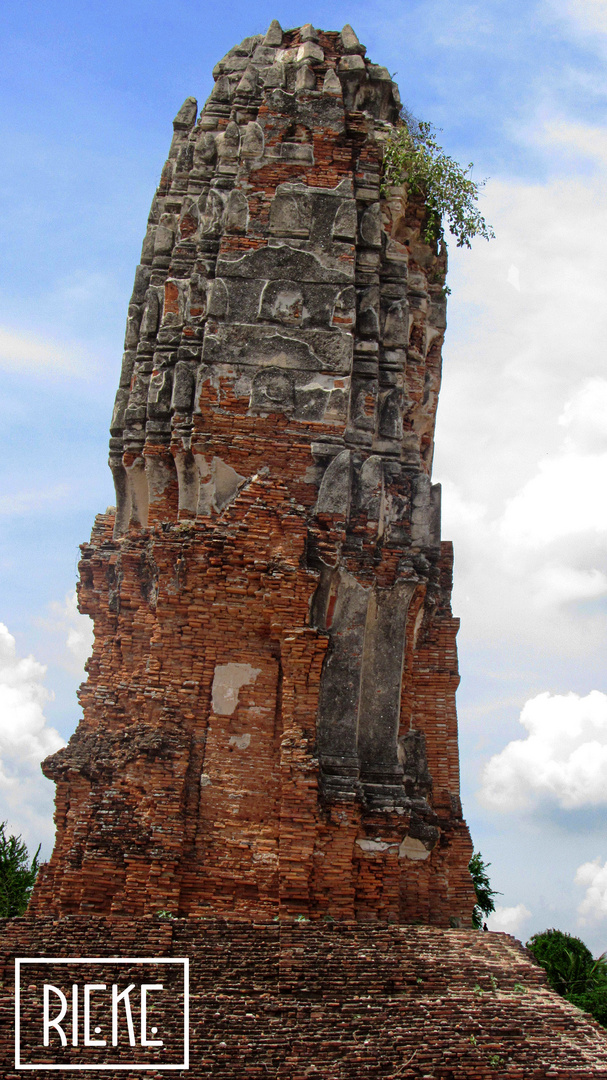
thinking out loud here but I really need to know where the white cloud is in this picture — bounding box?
[36,591,93,676]
[576,857,607,924]
[63,592,94,670]
[532,564,607,607]
[0,623,65,854]
[436,154,607,655]
[561,0,607,36]
[487,903,532,935]
[541,119,607,167]
[559,377,607,453]
[0,484,69,517]
[507,264,521,291]
[500,450,607,547]
[441,166,607,504]
[500,378,607,550]
[0,326,86,375]
[480,691,607,810]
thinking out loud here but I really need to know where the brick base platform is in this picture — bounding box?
[2,917,607,1078]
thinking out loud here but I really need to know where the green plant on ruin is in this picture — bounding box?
[0,823,40,917]
[381,112,495,249]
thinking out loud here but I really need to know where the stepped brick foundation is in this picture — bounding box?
[3,918,607,1078]
[6,19,607,1078]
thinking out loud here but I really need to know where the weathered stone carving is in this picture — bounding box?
[32,22,475,927]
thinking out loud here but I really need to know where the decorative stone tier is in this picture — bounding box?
[3,918,607,1078]
[32,21,475,924]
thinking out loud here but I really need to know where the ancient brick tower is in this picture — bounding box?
[9,21,607,1080]
[32,20,475,926]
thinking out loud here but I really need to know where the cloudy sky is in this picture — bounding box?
[2,0,607,949]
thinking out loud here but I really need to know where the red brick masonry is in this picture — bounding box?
[2,918,607,1078]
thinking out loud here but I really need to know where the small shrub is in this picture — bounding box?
[381,113,495,249]
[489,1054,505,1068]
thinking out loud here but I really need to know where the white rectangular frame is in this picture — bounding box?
[15,957,189,1071]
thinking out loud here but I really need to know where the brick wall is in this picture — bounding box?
[2,917,607,1078]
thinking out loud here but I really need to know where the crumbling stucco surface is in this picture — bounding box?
[212,663,260,716]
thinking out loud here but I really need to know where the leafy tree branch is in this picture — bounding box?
[381,114,495,249]
[469,850,500,929]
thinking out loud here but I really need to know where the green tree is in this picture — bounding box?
[381,113,495,249]
[527,928,607,1001]
[469,851,500,929]
[568,984,607,1027]
[0,823,40,917]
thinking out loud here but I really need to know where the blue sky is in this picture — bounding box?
[2,0,607,948]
